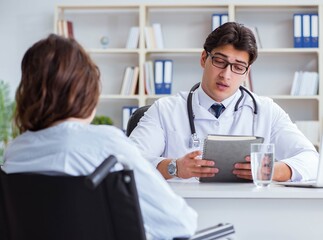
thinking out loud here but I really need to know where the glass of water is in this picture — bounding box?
[250,143,275,187]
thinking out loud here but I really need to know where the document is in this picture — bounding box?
[200,134,264,183]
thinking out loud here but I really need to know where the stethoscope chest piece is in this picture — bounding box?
[189,133,201,148]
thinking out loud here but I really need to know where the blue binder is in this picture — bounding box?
[163,60,173,95]
[302,14,311,48]
[154,60,164,94]
[212,13,228,31]
[122,106,138,133]
[293,14,302,48]
[212,14,221,31]
[310,13,319,48]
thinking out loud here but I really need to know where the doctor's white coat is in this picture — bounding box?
[130,88,318,182]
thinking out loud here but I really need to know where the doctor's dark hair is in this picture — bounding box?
[203,22,258,65]
[15,34,101,133]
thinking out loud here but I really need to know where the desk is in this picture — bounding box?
[169,182,323,240]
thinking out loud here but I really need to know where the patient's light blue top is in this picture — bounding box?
[2,121,198,239]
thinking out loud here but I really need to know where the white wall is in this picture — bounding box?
[0,0,320,96]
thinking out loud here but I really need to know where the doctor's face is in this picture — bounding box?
[200,44,250,102]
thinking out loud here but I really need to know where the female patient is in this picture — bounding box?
[2,34,197,239]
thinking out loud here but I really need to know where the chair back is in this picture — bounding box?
[126,105,150,136]
[0,172,9,240]
[0,155,147,240]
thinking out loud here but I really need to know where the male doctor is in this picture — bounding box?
[129,22,318,182]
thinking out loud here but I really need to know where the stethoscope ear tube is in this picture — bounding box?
[187,82,200,135]
[187,82,201,148]
[238,86,258,114]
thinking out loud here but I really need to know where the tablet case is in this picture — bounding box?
[200,135,264,183]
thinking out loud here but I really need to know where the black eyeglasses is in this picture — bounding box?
[207,52,249,75]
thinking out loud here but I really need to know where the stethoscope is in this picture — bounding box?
[187,82,258,148]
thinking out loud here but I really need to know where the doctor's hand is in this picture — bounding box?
[176,150,218,179]
[232,155,253,180]
[232,156,292,181]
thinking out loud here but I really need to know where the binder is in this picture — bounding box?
[154,60,164,94]
[163,60,173,94]
[220,14,228,25]
[310,14,319,48]
[131,106,138,115]
[302,14,311,48]
[293,14,302,48]
[122,107,131,133]
[212,13,228,31]
[122,106,138,133]
[212,14,221,31]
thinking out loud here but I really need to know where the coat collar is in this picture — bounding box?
[179,85,257,120]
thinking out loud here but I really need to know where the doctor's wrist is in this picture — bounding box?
[167,158,178,178]
[273,162,292,181]
[157,159,178,180]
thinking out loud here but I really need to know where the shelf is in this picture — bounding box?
[55,3,323,137]
[87,49,140,54]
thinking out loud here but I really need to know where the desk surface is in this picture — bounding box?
[169,182,323,240]
[169,181,323,199]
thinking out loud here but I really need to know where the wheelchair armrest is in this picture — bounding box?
[85,155,118,189]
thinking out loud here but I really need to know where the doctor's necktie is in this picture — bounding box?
[210,104,225,118]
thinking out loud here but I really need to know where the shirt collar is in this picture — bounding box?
[197,85,241,110]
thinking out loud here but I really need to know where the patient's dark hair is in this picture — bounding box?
[203,22,258,65]
[16,34,100,133]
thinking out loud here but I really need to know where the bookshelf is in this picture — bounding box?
[54,3,323,145]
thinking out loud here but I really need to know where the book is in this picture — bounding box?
[290,71,302,96]
[152,23,164,49]
[290,71,319,96]
[126,26,139,49]
[200,134,264,183]
[130,66,139,95]
[120,66,134,95]
[57,20,74,39]
[144,26,156,48]
[247,26,262,48]
[66,21,74,38]
[144,61,155,95]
